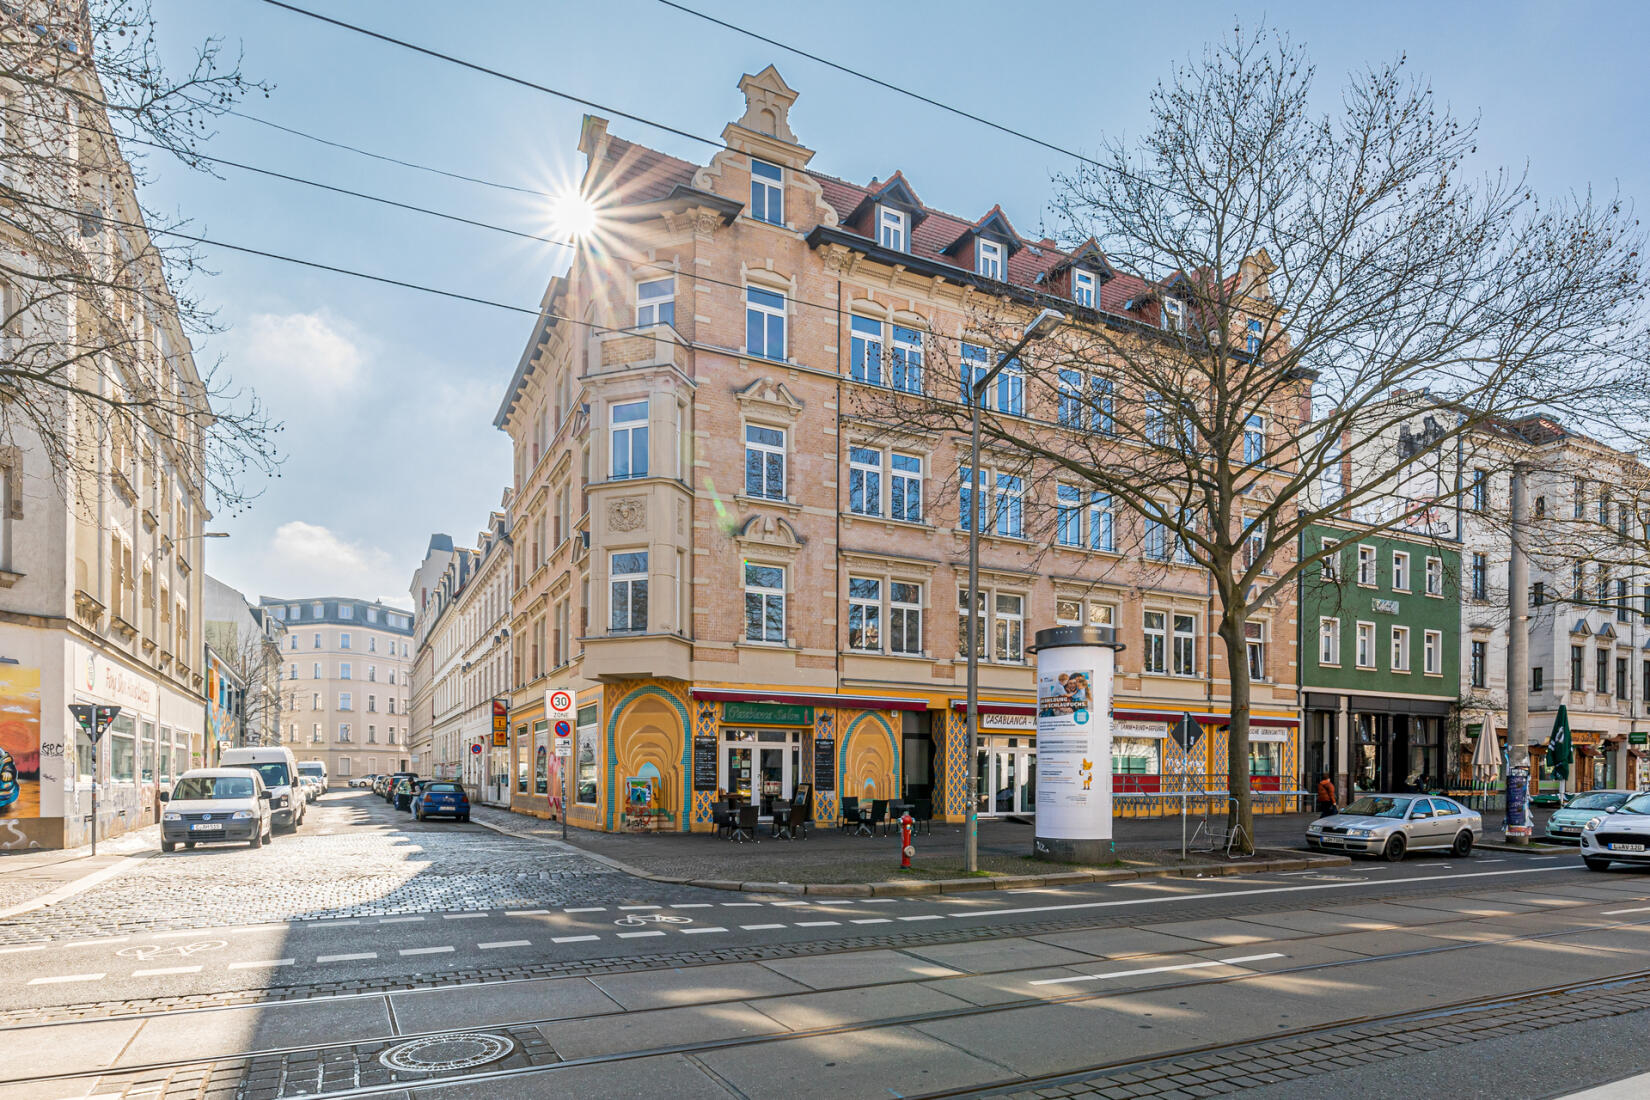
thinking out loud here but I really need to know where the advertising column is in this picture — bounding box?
[1032,625,1123,863]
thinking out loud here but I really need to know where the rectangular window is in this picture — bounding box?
[961,342,990,407]
[1056,484,1084,548]
[340,692,352,712]
[848,577,881,652]
[749,158,783,225]
[890,453,922,522]
[1088,376,1115,434]
[994,593,1024,662]
[1617,579,1630,623]
[976,238,1004,279]
[1597,648,1610,694]
[312,663,320,679]
[1571,645,1585,691]
[1357,545,1377,587]
[1471,553,1487,599]
[744,563,786,643]
[1356,622,1376,669]
[1243,415,1265,465]
[890,582,922,656]
[636,278,674,327]
[1471,469,1488,512]
[1073,269,1096,308]
[1533,667,1544,693]
[1322,539,1340,581]
[1144,517,1168,560]
[1319,617,1340,665]
[957,589,985,659]
[338,605,354,619]
[1533,581,1546,607]
[340,632,351,650]
[1392,552,1410,593]
[995,359,1024,415]
[1425,557,1443,596]
[1172,614,1196,677]
[1574,477,1586,519]
[611,399,649,480]
[1143,611,1167,674]
[1144,392,1169,445]
[993,472,1024,537]
[1617,657,1627,699]
[1163,295,1186,333]
[1057,369,1084,428]
[1423,630,1442,675]
[1246,620,1266,682]
[339,723,351,742]
[314,633,321,648]
[744,424,786,499]
[1246,318,1263,355]
[850,315,884,385]
[745,286,787,360]
[877,206,908,251]
[1391,626,1411,672]
[1090,492,1115,551]
[848,446,882,516]
[1470,640,1487,689]
[340,662,351,680]
[890,325,923,394]
[1573,562,1586,600]
[610,551,648,632]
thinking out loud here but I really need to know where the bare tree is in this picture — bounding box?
[0,1,279,515]
[854,25,1646,850]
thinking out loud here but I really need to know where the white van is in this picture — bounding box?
[218,745,306,831]
[297,759,328,794]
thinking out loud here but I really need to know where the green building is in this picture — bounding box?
[1299,523,1462,797]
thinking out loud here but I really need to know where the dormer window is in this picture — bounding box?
[877,206,908,252]
[750,158,784,225]
[1073,269,1096,308]
[1245,318,1263,354]
[1163,295,1187,334]
[977,239,1004,280]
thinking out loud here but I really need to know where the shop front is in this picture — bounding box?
[1305,693,1450,796]
[972,709,1037,817]
[716,700,811,818]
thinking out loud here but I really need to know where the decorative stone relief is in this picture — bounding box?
[609,498,646,532]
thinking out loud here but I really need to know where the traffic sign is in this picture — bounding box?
[470,743,483,756]
[491,699,509,747]
[69,704,121,743]
[553,717,572,758]
[548,689,573,716]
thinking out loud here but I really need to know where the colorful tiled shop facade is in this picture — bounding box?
[522,678,1303,833]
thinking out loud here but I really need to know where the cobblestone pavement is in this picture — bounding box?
[0,793,723,944]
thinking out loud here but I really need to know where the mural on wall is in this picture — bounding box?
[0,666,42,823]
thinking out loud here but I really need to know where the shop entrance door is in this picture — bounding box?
[979,738,1036,815]
[726,746,753,806]
[757,746,788,817]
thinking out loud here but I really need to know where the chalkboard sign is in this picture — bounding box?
[813,738,835,792]
[692,737,718,792]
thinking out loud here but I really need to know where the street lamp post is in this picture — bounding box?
[965,308,1064,873]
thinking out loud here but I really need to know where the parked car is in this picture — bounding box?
[412,781,470,822]
[1581,790,1650,870]
[1305,794,1480,860]
[297,759,328,794]
[219,746,305,831]
[372,774,391,796]
[383,772,418,804]
[298,775,320,803]
[0,746,17,811]
[1545,790,1634,843]
[351,774,376,789]
[160,768,273,851]
[392,776,422,811]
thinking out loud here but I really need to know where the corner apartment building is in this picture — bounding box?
[493,66,1305,834]
[262,597,413,782]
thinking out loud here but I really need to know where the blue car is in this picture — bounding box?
[412,781,470,822]
[0,747,17,811]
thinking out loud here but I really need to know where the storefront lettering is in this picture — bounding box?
[721,701,813,726]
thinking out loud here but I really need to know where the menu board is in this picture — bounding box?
[691,736,718,792]
[813,738,835,791]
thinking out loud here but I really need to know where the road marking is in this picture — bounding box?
[722,902,762,907]
[617,905,660,911]
[681,927,727,934]
[795,920,840,927]
[741,923,784,931]
[318,920,361,927]
[852,918,893,925]
[506,909,549,916]
[0,944,48,954]
[1031,952,1287,988]
[381,916,424,924]
[399,946,454,956]
[564,907,606,913]
[1604,906,1650,915]
[28,973,105,985]
[771,901,809,907]
[228,959,295,969]
[669,903,713,909]
[617,931,665,939]
[972,866,1578,920]
[551,935,598,944]
[898,915,946,922]
[317,952,377,963]
[132,965,203,976]
[443,913,486,920]
[1478,859,1506,864]
[479,940,531,950]
[64,937,127,948]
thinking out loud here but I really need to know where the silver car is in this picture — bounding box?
[1306,794,1481,861]
[1580,790,1650,871]
[1545,790,1633,843]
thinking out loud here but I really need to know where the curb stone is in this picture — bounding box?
[470,813,1351,895]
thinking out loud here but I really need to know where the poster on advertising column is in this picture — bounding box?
[1033,626,1121,862]
[0,667,41,822]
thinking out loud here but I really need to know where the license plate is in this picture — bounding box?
[191,823,223,831]
[1610,843,1645,852]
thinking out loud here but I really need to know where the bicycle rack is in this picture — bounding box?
[1189,797,1252,859]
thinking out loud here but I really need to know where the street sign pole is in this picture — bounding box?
[92,737,99,857]
[547,690,575,840]
[70,704,120,856]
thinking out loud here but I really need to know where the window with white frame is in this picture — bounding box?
[1163,295,1186,333]
[1322,538,1340,581]
[1246,620,1266,680]
[959,466,1023,538]
[1144,516,1169,560]
[339,692,352,712]
[744,424,786,499]
[890,581,922,655]
[1425,556,1443,596]
[1391,625,1411,672]
[610,551,648,632]
[961,342,990,407]
[1243,517,1267,572]
[890,453,922,522]
[340,632,351,650]
[994,593,1024,662]
[1243,415,1265,465]
[636,278,674,327]
[338,722,351,742]
[1392,551,1411,592]
[1357,545,1377,586]
[1172,614,1196,676]
[958,589,985,659]
[1056,485,1114,551]
[1144,391,1169,444]
[850,315,883,385]
[877,206,908,251]
[976,239,1004,280]
[890,324,923,394]
[338,604,354,619]
[749,158,783,224]
[611,400,649,479]
[848,447,881,516]
[1073,268,1096,308]
[340,662,351,680]
[1424,630,1442,675]
[745,286,787,360]
[848,577,881,651]
[1142,611,1167,674]
[1246,318,1263,354]
[1058,370,1114,433]
[1356,622,1376,669]
[744,563,786,643]
[1319,617,1340,665]
[1174,509,1197,565]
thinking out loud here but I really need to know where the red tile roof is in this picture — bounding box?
[592,136,698,204]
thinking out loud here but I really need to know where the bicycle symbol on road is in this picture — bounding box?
[612,913,693,927]
[115,940,227,961]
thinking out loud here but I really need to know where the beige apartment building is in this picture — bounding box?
[493,66,1303,834]
[262,597,413,782]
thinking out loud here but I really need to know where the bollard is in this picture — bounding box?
[899,811,915,868]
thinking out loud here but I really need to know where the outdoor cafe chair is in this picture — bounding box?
[865,799,889,837]
[729,805,759,843]
[710,800,733,839]
[838,796,861,834]
[912,798,933,835]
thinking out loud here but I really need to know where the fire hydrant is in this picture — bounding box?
[899,811,915,868]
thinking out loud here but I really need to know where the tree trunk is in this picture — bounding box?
[1219,611,1255,855]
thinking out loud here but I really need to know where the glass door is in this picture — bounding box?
[758,747,787,817]
[1020,752,1036,813]
[726,746,753,807]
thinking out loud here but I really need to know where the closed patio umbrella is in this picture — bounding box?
[1470,726,1501,783]
[1547,706,1574,793]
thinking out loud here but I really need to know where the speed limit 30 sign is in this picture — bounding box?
[547,689,575,757]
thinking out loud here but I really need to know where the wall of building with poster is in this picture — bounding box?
[0,665,42,847]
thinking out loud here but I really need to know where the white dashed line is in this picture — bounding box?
[381,916,424,924]
[795,921,840,927]
[1031,952,1287,987]
[399,946,453,956]
[317,952,377,963]
[617,905,660,911]
[681,927,727,934]
[318,920,361,927]
[617,931,665,939]
[851,918,892,925]
[506,909,549,916]
[771,901,808,907]
[551,935,599,944]
[898,915,945,922]
[479,940,531,950]
[0,944,48,954]
[64,938,127,948]
[564,907,606,913]
[1604,906,1650,915]
[722,902,762,907]
[228,959,295,969]
[28,973,105,985]
[443,913,486,920]
[669,903,713,909]
[132,965,203,976]
[740,923,784,931]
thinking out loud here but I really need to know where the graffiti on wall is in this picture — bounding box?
[0,666,41,823]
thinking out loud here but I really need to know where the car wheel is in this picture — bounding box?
[459,814,470,824]
[185,841,196,849]
[1451,831,1474,858]
[249,826,263,849]
[162,840,175,853]
[1382,834,1407,862]
[1585,857,1612,872]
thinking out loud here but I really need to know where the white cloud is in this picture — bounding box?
[233,311,367,398]
[252,521,412,608]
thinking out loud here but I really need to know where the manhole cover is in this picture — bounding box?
[378,1032,516,1073]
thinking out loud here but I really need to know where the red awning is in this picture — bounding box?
[691,688,930,712]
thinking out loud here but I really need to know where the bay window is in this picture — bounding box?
[610,551,648,632]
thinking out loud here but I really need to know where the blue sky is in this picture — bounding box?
[148,0,1650,608]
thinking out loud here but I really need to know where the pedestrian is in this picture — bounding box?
[1316,774,1337,818]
